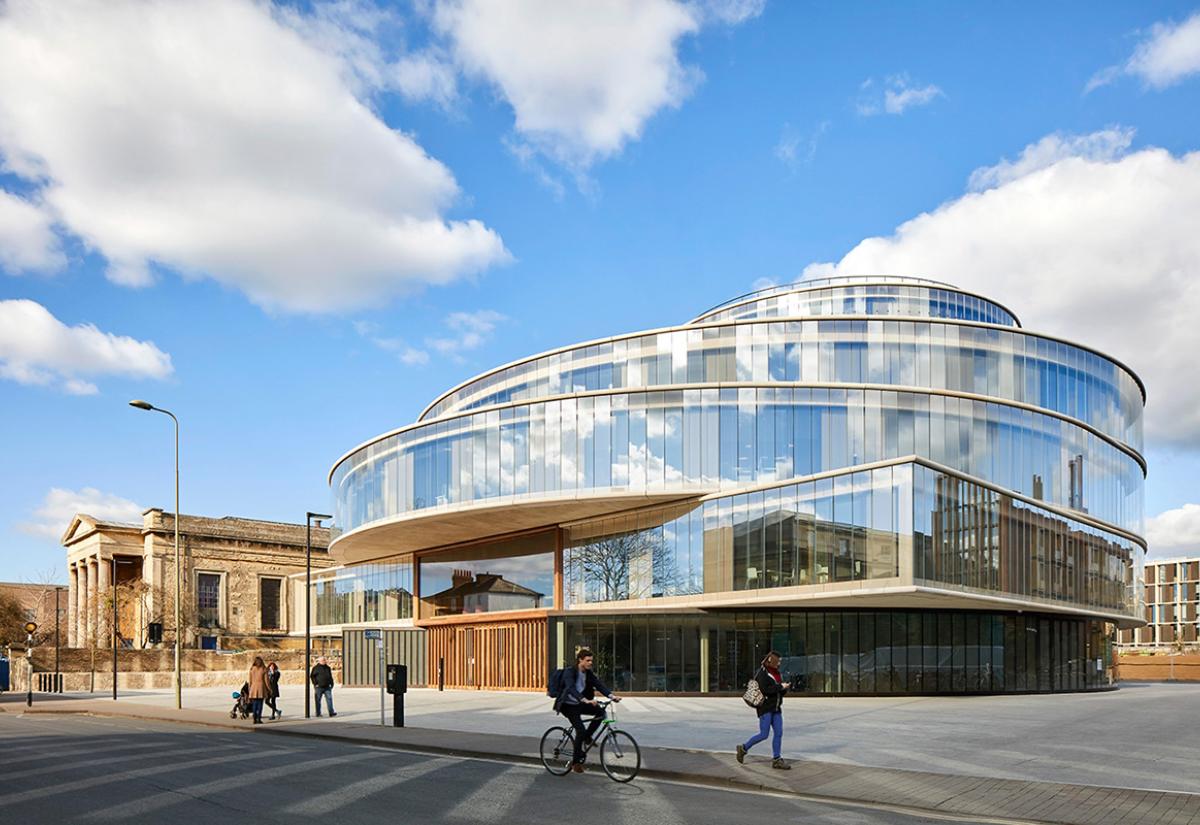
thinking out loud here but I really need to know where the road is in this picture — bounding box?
[0,713,1002,825]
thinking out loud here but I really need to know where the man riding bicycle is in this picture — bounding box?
[554,647,621,773]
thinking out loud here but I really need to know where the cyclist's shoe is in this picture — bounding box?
[771,758,791,770]
[736,744,746,764]
[572,763,585,773]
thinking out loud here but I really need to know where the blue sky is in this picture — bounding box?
[2,0,1200,582]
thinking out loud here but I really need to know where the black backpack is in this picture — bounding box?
[546,667,569,698]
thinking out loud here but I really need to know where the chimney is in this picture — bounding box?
[452,568,474,588]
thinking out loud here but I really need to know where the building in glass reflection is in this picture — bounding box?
[324,276,1146,694]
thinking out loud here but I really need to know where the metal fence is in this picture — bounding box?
[341,629,426,687]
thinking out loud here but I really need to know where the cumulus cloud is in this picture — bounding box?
[1147,503,1200,558]
[1088,11,1200,92]
[423,0,757,170]
[0,299,173,395]
[19,487,145,539]
[858,75,944,116]
[803,128,1200,448]
[967,127,1134,191]
[0,0,509,313]
[0,190,64,274]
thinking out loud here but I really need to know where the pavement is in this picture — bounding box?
[0,712,1013,825]
[4,688,1199,825]
[72,681,1200,793]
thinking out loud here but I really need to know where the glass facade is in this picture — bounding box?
[418,319,1142,451]
[335,387,1142,536]
[329,276,1146,695]
[694,282,1018,327]
[564,461,1136,616]
[311,561,413,626]
[554,610,1116,694]
[419,531,556,617]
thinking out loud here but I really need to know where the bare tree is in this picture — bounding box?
[569,530,693,602]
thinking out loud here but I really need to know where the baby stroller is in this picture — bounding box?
[230,681,252,720]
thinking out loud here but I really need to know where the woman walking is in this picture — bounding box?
[736,651,791,770]
[247,656,270,725]
[265,661,282,720]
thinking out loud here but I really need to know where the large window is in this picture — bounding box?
[420,532,555,617]
[197,573,221,628]
[311,560,414,626]
[556,610,1115,695]
[260,578,281,631]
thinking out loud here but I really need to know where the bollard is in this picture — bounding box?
[438,656,445,691]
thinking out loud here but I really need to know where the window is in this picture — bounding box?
[197,573,221,628]
[260,578,282,631]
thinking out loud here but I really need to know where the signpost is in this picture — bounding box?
[364,629,384,726]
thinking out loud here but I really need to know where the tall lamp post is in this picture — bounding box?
[129,400,182,710]
[54,586,63,693]
[305,511,332,719]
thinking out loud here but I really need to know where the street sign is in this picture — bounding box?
[363,629,381,640]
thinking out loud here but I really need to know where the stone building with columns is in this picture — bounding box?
[62,508,334,650]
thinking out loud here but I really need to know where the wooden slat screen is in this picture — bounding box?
[425,616,547,691]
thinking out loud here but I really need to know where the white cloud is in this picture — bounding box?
[0,299,173,394]
[0,0,509,313]
[774,120,830,170]
[0,190,64,274]
[19,487,144,540]
[803,128,1200,448]
[428,0,711,169]
[967,127,1134,191]
[858,75,943,116]
[1147,503,1200,557]
[355,308,503,365]
[392,50,460,108]
[428,309,506,360]
[697,0,767,25]
[1088,11,1200,92]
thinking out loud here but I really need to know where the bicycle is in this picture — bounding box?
[540,699,641,783]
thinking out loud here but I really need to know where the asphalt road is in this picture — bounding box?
[0,713,1014,825]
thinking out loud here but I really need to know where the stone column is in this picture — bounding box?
[76,563,87,647]
[96,554,111,646]
[85,558,97,648]
[67,563,78,647]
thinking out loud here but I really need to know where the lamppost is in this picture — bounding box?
[111,557,118,701]
[129,400,182,710]
[54,586,63,693]
[305,511,332,719]
[24,621,36,707]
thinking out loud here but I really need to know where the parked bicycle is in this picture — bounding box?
[540,699,641,782]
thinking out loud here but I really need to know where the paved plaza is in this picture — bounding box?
[75,681,1198,794]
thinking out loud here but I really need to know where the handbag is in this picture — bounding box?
[742,674,764,708]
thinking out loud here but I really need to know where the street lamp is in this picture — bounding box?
[24,621,36,707]
[54,586,63,693]
[129,399,182,710]
[305,511,332,719]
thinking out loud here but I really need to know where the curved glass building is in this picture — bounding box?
[328,276,1146,694]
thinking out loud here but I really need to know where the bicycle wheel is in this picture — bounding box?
[599,730,640,783]
[540,726,575,776]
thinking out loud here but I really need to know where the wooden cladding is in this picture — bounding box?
[425,615,547,691]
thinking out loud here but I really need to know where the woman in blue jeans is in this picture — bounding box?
[736,651,791,770]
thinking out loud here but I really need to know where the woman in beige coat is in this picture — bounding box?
[247,656,270,724]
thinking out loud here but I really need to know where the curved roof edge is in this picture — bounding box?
[688,275,1023,328]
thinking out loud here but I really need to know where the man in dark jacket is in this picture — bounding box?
[554,647,620,772]
[310,656,336,717]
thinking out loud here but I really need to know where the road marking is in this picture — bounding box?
[444,763,539,823]
[283,756,457,816]
[0,745,295,806]
[3,742,230,782]
[86,750,379,820]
